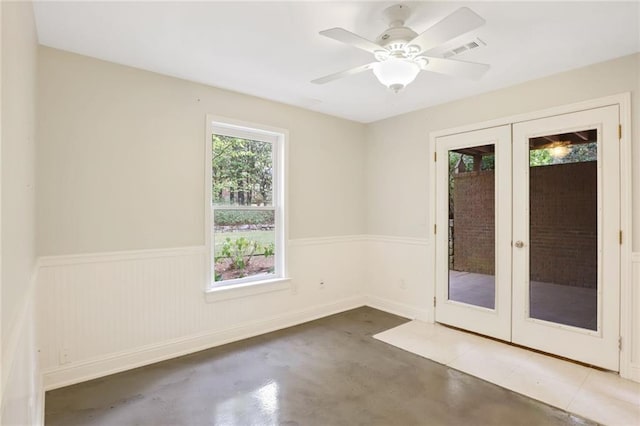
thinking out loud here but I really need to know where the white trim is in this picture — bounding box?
[211,125,279,144]
[0,265,43,425]
[1,265,38,397]
[37,238,368,270]
[430,93,630,139]
[289,235,365,247]
[204,277,292,303]
[0,0,3,408]
[42,296,365,391]
[627,364,640,383]
[35,384,45,426]
[364,295,430,322]
[204,116,213,290]
[205,114,289,291]
[38,246,206,267]
[34,236,424,265]
[214,205,275,211]
[627,252,640,382]
[209,117,284,143]
[618,93,634,380]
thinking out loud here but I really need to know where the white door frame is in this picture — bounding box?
[428,93,633,378]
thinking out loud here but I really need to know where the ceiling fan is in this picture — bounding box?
[312,4,490,92]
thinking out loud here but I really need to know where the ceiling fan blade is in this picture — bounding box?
[319,28,382,54]
[409,7,485,55]
[311,62,376,84]
[424,57,489,80]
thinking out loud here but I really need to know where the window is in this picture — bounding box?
[207,119,286,289]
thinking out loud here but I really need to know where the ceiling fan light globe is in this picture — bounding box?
[373,58,420,91]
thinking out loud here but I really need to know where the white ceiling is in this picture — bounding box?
[33,1,640,123]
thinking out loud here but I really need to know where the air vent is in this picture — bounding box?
[452,46,468,55]
[442,38,486,58]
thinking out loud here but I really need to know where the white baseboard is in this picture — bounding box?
[364,295,430,322]
[43,296,366,390]
[41,290,437,391]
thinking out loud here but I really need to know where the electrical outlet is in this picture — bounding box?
[319,280,325,290]
[399,279,407,289]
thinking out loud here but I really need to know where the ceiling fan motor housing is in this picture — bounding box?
[376,4,420,60]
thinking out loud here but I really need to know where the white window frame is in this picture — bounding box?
[204,115,288,298]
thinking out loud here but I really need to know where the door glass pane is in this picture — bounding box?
[448,144,496,309]
[528,129,598,330]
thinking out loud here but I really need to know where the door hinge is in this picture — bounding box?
[433,296,437,308]
[619,230,623,245]
[434,152,437,162]
[619,337,622,351]
[618,124,622,140]
[434,224,437,235]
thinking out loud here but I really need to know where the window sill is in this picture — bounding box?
[204,277,292,303]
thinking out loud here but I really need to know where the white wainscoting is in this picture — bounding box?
[630,252,640,381]
[1,277,43,426]
[364,236,431,322]
[35,241,640,392]
[37,237,367,390]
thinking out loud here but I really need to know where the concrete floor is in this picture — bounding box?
[45,307,594,426]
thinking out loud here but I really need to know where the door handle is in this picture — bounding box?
[514,241,525,248]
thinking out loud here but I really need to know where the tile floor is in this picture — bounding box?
[375,320,640,426]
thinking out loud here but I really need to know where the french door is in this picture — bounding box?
[435,106,620,370]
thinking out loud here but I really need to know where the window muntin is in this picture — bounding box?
[209,123,284,289]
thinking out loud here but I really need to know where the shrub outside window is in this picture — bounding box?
[208,121,285,288]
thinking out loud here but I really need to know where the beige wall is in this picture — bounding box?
[1,1,41,424]
[365,53,640,250]
[37,48,639,253]
[37,47,366,256]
